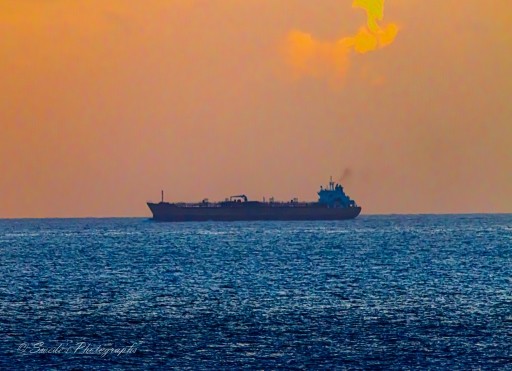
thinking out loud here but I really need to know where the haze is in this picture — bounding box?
[1,0,511,218]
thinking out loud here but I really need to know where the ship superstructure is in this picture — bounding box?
[318,178,357,207]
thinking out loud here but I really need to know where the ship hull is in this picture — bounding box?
[147,203,361,222]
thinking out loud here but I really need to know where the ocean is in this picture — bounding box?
[0,215,511,369]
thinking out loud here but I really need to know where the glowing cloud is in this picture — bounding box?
[285,0,399,80]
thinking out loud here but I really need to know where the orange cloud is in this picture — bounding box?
[285,0,399,81]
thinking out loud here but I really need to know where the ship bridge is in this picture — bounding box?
[318,178,357,207]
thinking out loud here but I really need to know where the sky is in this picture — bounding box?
[1,0,511,217]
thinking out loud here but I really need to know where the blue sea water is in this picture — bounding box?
[0,215,511,370]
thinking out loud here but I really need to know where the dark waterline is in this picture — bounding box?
[1,215,511,369]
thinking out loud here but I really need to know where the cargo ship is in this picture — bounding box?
[147,178,361,222]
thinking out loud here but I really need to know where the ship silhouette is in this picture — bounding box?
[147,177,361,222]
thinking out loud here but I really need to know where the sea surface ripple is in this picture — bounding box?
[0,215,511,369]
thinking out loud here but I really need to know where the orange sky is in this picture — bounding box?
[1,0,511,217]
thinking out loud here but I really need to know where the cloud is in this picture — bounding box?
[285,0,399,81]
